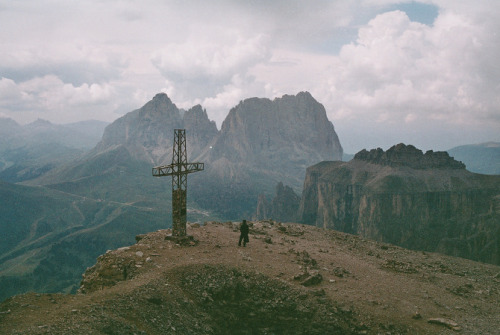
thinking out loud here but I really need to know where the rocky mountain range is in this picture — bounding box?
[299,144,500,265]
[27,91,343,218]
[1,89,497,312]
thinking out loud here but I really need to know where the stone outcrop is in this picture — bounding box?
[255,182,301,222]
[299,143,500,265]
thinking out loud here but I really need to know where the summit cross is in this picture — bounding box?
[152,129,204,237]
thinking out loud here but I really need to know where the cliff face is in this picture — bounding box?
[202,91,342,173]
[192,92,343,218]
[299,144,500,265]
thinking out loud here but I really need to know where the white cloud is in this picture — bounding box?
[151,33,271,95]
[314,9,500,131]
[153,34,270,81]
[0,0,498,151]
[0,75,118,123]
[0,77,23,102]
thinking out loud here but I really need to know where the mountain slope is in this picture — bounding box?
[0,180,169,302]
[0,118,108,183]
[25,94,218,206]
[1,221,499,334]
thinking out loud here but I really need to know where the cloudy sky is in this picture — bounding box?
[0,0,499,153]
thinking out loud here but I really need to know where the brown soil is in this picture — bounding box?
[1,221,499,334]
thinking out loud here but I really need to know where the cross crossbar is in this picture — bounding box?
[152,162,204,177]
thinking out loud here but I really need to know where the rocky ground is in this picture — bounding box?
[1,221,499,334]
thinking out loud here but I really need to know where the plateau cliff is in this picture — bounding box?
[300,144,500,265]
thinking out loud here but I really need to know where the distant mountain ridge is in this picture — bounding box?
[0,118,108,183]
[447,142,500,175]
[0,118,108,150]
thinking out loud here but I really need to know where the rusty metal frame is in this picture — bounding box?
[152,129,204,236]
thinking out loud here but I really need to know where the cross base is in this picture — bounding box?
[165,234,198,246]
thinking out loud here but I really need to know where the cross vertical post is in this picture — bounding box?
[152,129,204,237]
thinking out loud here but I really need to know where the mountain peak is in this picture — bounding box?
[212,92,342,165]
[26,118,53,127]
[95,93,216,164]
[0,117,21,134]
[296,90,313,99]
[152,92,173,103]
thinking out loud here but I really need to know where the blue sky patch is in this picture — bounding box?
[385,1,439,25]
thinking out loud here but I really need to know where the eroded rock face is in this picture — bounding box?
[300,144,500,265]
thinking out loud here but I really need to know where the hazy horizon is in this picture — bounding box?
[1,0,499,153]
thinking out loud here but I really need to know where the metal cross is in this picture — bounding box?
[152,129,204,237]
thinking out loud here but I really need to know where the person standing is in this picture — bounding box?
[238,219,249,247]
